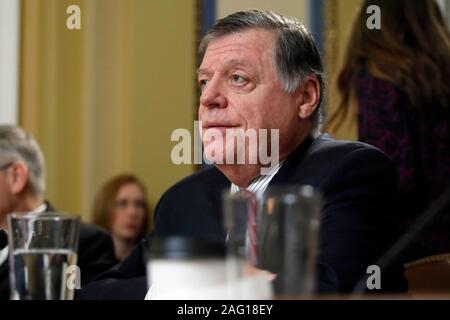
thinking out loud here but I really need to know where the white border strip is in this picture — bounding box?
[0,0,20,125]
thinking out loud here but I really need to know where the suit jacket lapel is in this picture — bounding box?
[0,230,9,299]
[270,135,314,186]
[44,201,56,212]
[210,169,231,242]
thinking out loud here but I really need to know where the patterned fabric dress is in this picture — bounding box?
[355,68,450,259]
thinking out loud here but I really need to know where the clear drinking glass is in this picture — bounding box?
[7,212,80,300]
[257,185,321,297]
[223,191,258,265]
[222,191,273,299]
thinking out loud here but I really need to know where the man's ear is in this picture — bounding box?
[296,76,320,120]
[6,161,29,195]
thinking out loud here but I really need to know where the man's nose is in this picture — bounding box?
[199,78,227,109]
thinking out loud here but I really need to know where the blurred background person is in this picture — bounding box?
[325,0,450,260]
[0,125,117,300]
[92,174,151,261]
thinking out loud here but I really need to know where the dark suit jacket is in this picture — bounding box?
[78,135,407,299]
[0,203,118,300]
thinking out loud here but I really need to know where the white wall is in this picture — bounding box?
[0,0,20,125]
[216,0,310,28]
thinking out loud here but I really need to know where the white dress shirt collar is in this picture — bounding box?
[230,161,284,195]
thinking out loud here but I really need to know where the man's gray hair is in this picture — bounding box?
[0,125,46,198]
[199,9,325,134]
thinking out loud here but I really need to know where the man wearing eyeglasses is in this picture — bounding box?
[0,125,118,300]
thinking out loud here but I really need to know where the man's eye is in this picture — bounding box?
[232,75,247,85]
[198,79,209,91]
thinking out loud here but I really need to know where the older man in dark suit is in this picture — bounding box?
[78,10,406,299]
[0,125,118,300]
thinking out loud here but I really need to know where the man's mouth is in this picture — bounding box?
[202,121,239,132]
